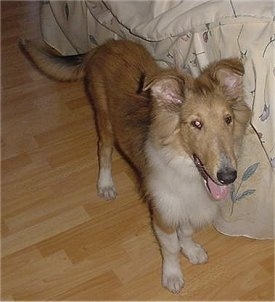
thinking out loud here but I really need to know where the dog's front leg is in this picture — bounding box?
[153,215,184,293]
[177,224,208,265]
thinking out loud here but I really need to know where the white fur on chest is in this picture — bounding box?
[145,141,218,228]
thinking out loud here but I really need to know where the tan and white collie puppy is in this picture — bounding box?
[20,39,251,293]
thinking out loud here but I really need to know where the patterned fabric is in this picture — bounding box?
[41,0,274,239]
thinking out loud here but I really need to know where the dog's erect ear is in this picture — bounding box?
[214,59,244,99]
[144,74,185,107]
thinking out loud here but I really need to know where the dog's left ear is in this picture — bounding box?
[144,73,185,108]
[214,59,244,99]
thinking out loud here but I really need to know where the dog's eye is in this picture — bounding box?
[224,115,232,125]
[191,120,203,129]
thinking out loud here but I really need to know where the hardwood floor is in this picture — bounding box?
[1,1,274,300]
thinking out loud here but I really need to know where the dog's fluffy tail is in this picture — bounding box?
[19,39,88,81]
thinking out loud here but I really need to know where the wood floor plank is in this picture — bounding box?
[2,207,90,257]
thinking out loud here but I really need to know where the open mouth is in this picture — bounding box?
[193,154,229,201]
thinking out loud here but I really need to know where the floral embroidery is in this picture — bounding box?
[230,162,259,214]
[203,23,212,43]
[259,103,270,122]
[262,34,275,58]
[181,34,191,42]
[237,24,247,60]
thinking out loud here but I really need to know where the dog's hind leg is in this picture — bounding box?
[88,79,117,200]
[95,109,117,200]
[177,224,208,265]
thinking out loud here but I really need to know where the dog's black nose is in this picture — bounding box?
[217,168,237,185]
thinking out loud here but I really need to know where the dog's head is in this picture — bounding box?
[144,59,251,200]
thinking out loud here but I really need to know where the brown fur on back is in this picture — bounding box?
[84,40,162,171]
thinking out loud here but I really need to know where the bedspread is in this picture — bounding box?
[41,0,274,239]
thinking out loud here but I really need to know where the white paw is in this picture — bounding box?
[97,185,117,200]
[162,265,184,294]
[181,243,208,265]
[97,168,117,200]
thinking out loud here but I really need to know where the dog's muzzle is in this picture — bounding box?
[193,154,232,200]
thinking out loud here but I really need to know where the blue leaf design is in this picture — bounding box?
[259,104,270,121]
[235,189,256,201]
[241,162,259,181]
[230,184,237,202]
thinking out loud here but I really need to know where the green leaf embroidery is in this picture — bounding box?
[235,189,256,201]
[230,184,237,202]
[241,162,259,181]
[230,162,259,215]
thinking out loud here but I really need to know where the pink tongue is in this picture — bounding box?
[207,177,229,200]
